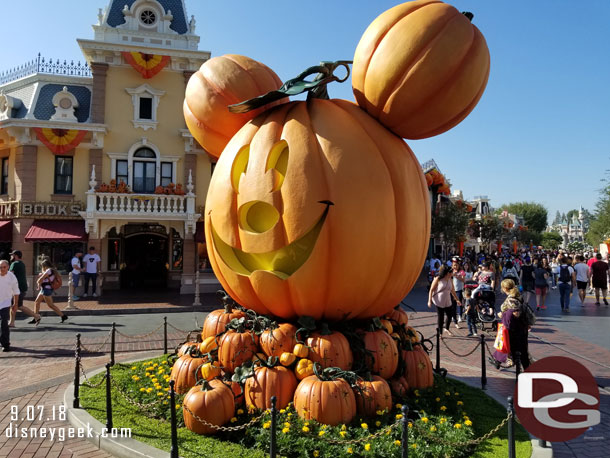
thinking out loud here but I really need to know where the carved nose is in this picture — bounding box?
[238,201,280,234]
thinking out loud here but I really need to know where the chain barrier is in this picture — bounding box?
[410,411,513,447]
[115,322,165,339]
[79,359,108,388]
[183,404,269,432]
[317,420,400,445]
[80,330,112,354]
[439,336,481,358]
[166,322,195,334]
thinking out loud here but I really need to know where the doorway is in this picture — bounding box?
[122,233,168,288]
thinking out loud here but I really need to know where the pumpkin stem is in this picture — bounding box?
[228,60,352,113]
[462,11,474,22]
[319,322,333,336]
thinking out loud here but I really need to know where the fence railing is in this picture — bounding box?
[0,53,91,85]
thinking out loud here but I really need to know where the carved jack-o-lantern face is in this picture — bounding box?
[205,99,430,321]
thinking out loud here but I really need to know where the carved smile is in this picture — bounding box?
[211,201,332,280]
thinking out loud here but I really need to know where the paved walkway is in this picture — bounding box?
[1,286,608,456]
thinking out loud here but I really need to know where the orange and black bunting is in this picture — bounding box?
[33,128,87,155]
[122,51,170,79]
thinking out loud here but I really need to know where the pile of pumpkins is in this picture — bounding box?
[171,301,433,434]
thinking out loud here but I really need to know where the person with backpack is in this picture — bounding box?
[557,256,576,313]
[33,258,68,324]
[573,255,590,306]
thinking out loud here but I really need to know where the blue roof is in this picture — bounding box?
[106,0,188,35]
[33,84,91,122]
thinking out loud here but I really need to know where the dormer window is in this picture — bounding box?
[140,9,157,25]
[125,84,165,130]
[51,87,79,122]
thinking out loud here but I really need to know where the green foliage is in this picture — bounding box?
[586,176,610,246]
[80,357,531,458]
[540,232,563,250]
[552,211,562,225]
[468,216,508,250]
[431,201,471,247]
[498,202,548,234]
[567,241,587,253]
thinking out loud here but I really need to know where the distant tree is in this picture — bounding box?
[467,215,505,251]
[585,172,610,246]
[431,201,470,250]
[566,209,579,221]
[567,241,587,253]
[541,231,563,250]
[552,211,562,225]
[498,202,548,234]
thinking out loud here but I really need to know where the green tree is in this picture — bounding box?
[586,175,610,246]
[467,215,505,251]
[566,209,579,221]
[498,202,548,233]
[541,231,563,250]
[431,201,470,249]
[552,211,561,225]
[567,241,587,253]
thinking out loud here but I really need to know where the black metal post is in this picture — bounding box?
[164,316,168,354]
[507,396,516,458]
[110,322,116,366]
[269,396,277,458]
[435,327,441,372]
[73,333,81,408]
[514,351,521,383]
[105,363,113,432]
[169,380,179,458]
[480,334,487,390]
[401,404,409,458]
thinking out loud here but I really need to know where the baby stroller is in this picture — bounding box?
[464,283,498,332]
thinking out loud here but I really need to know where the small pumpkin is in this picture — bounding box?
[183,379,235,435]
[201,302,246,340]
[293,343,309,359]
[384,305,409,329]
[260,322,298,357]
[389,376,409,399]
[245,364,298,410]
[379,319,393,335]
[355,375,393,417]
[279,352,297,367]
[199,361,222,381]
[361,329,399,379]
[177,341,199,357]
[218,327,259,374]
[293,366,357,426]
[352,0,490,139]
[184,54,286,158]
[199,336,218,354]
[170,351,208,394]
[306,324,353,370]
[401,344,434,389]
[295,358,314,380]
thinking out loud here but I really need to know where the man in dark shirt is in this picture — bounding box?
[590,253,609,306]
[9,250,40,326]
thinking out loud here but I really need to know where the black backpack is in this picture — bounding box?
[558,265,571,283]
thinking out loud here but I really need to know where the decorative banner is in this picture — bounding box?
[34,127,87,155]
[458,241,464,257]
[497,241,502,253]
[513,240,518,254]
[122,52,170,78]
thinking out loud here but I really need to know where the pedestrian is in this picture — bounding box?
[534,260,550,310]
[489,279,531,370]
[501,260,519,284]
[0,260,20,352]
[463,288,478,337]
[573,255,590,307]
[557,256,576,312]
[71,249,83,300]
[590,253,609,306]
[550,257,559,289]
[519,256,535,309]
[451,257,465,326]
[33,259,67,324]
[428,265,461,337]
[82,246,101,298]
[8,250,40,327]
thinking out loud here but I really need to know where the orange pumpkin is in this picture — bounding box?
[355,376,393,417]
[389,376,410,398]
[306,326,353,370]
[217,329,259,373]
[352,0,490,139]
[384,306,409,329]
[205,98,430,320]
[260,323,298,357]
[184,54,286,158]
[201,305,246,340]
[199,336,218,354]
[361,329,399,379]
[245,365,298,410]
[183,379,235,435]
[401,345,434,389]
[279,352,297,367]
[177,342,200,357]
[170,352,208,394]
[293,375,356,426]
[295,358,315,380]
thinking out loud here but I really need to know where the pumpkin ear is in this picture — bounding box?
[231,144,250,193]
[265,140,289,192]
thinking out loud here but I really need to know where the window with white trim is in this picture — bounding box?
[1,158,8,195]
[125,84,165,131]
[132,148,156,193]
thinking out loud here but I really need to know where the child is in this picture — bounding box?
[464,289,478,337]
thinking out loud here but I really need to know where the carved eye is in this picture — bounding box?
[230,145,249,193]
[265,140,289,192]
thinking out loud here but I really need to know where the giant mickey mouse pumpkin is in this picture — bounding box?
[181,0,489,430]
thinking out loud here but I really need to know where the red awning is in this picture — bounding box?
[0,220,12,242]
[195,221,205,243]
[25,220,88,242]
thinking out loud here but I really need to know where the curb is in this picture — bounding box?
[446,374,553,458]
[38,305,202,317]
[64,353,172,458]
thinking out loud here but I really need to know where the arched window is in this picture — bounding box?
[133,147,156,193]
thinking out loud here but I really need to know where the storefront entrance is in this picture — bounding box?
[121,232,168,289]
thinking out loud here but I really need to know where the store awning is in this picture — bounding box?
[24,220,88,242]
[195,221,205,243]
[0,220,12,242]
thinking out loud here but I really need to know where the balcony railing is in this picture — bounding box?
[0,53,92,85]
[94,193,187,216]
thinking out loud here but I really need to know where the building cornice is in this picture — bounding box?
[0,73,92,92]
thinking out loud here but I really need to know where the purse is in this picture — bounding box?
[493,323,511,354]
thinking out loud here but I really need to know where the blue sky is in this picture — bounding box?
[3,1,609,223]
